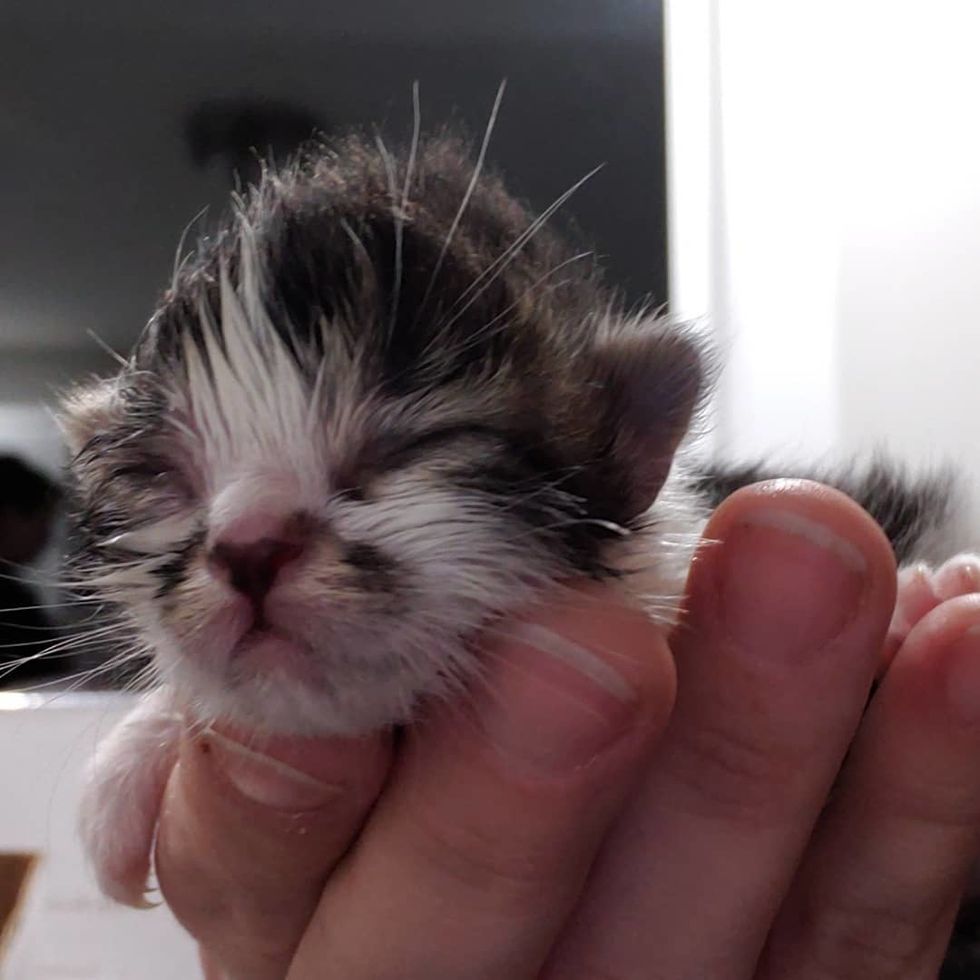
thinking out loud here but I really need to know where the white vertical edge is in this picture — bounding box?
[664,0,722,455]
[718,2,843,460]
[668,1,844,463]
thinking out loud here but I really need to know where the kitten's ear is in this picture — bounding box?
[58,378,123,455]
[591,322,707,517]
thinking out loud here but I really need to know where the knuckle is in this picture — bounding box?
[664,711,807,824]
[883,779,980,833]
[407,801,565,905]
[803,891,939,979]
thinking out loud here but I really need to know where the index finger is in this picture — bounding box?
[545,480,898,978]
[288,584,677,980]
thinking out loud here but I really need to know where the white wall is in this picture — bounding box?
[711,1,842,461]
[668,0,842,461]
[836,4,980,481]
[668,1,980,474]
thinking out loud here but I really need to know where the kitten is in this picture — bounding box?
[61,133,978,972]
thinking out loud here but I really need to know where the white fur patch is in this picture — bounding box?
[78,689,181,907]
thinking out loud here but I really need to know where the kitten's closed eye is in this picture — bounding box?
[107,460,194,503]
[386,423,511,462]
[334,423,513,499]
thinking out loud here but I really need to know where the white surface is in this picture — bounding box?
[666,0,980,473]
[667,0,842,460]
[835,3,980,482]
[0,693,199,980]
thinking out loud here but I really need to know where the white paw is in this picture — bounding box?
[79,688,181,907]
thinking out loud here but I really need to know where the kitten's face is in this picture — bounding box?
[63,137,703,734]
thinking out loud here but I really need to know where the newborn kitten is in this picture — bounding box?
[65,132,707,903]
[62,133,978,972]
[65,135,707,738]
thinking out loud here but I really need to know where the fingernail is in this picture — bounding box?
[202,729,343,810]
[936,555,980,599]
[475,621,639,775]
[945,627,980,723]
[721,509,868,660]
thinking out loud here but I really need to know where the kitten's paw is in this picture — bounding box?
[884,553,980,669]
[79,689,181,907]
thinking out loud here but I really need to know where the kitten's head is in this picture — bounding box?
[62,135,705,734]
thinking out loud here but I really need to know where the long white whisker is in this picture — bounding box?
[438,164,603,336]
[430,251,593,365]
[415,79,507,322]
[85,330,130,369]
[171,205,210,293]
[388,80,422,339]
[20,644,150,697]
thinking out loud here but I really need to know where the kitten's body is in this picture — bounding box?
[62,133,978,973]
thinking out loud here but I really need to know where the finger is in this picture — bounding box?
[882,554,980,674]
[759,594,980,978]
[934,553,980,600]
[545,480,898,979]
[288,584,677,980]
[882,563,942,672]
[156,726,391,980]
[199,947,224,980]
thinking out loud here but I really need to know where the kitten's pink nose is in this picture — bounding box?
[208,515,307,607]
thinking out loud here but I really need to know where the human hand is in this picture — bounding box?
[157,480,980,979]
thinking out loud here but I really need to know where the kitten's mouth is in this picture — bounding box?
[231,627,318,685]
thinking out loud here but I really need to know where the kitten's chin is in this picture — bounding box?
[161,630,451,737]
[230,629,319,687]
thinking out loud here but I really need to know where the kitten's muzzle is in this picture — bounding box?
[207,512,311,614]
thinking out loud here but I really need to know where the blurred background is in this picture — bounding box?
[671,1,980,476]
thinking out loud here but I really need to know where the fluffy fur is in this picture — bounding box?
[691,456,978,564]
[64,130,980,977]
[64,134,707,738]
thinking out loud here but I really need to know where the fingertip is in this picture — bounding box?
[891,592,980,685]
[708,479,898,582]
[681,481,896,672]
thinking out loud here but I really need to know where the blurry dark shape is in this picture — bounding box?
[0,455,64,688]
[942,895,980,979]
[184,98,327,189]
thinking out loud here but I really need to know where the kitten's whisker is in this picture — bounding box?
[0,620,78,632]
[170,207,210,294]
[436,164,604,337]
[85,330,130,370]
[21,644,149,699]
[0,599,101,614]
[0,622,124,657]
[373,129,403,341]
[429,251,592,366]
[387,80,422,340]
[414,79,507,326]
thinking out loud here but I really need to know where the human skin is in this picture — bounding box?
[152,480,980,979]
